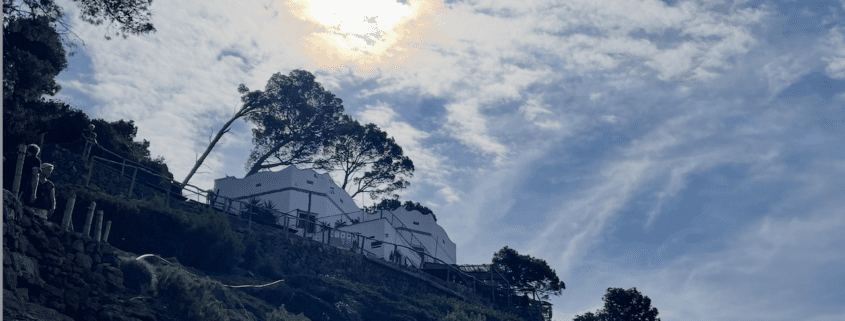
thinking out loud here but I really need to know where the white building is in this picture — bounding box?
[213,165,360,229]
[341,207,457,265]
[212,165,457,266]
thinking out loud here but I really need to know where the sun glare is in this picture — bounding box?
[280,0,447,72]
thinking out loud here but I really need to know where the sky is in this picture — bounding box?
[51,0,845,320]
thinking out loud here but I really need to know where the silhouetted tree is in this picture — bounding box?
[243,70,345,176]
[181,84,263,187]
[3,0,155,44]
[364,196,402,213]
[315,115,414,201]
[573,287,661,321]
[492,246,565,300]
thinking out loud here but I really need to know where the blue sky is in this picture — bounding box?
[52,0,844,319]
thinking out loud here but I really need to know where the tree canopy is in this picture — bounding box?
[492,246,565,300]
[315,115,414,201]
[3,0,156,43]
[243,70,345,176]
[573,287,661,321]
[364,198,436,221]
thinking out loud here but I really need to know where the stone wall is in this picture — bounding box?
[3,190,158,321]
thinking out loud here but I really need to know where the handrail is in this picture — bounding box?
[80,138,517,307]
[89,144,160,174]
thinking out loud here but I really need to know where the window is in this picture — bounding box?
[306,180,314,185]
[255,183,262,187]
[413,221,420,225]
[330,187,334,194]
[297,211,316,233]
[340,199,343,203]
[371,241,382,248]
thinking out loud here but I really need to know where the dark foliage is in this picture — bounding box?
[2,16,69,151]
[363,197,438,222]
[243,70,345,176]
[316,115,414,201]
[492,246,565,300]
[56,186,245,273]
[573,287,661,321]
[3,0,155,44]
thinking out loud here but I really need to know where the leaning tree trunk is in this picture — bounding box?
[181,110,244,187]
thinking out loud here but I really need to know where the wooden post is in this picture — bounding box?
[121,160,126,176]
[83,202,96,237]
[12,145,26,195]
[103,221,112,243]
[94,210,104,241]
[61,193,76,231]
[85,161,94,186]
[127,167,138,198]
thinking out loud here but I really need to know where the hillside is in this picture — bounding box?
[3,161,528,321]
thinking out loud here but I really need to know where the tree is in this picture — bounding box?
[243,70,345,176]
[3,0,156,153]
[3,0,155,44]
[364,196,402,213]
[315,115,414,201]
[181,84,262,187]
[492,246,565,300]
[573,287,661,321]
[363,197,437,221]
[241,197,278,225]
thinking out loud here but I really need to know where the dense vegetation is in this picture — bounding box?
[493,247,566,300]
[573,287,661,321]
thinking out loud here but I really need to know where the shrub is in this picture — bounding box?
[56,185,245,273]
[120,257,157,295]
[266,305,311,321]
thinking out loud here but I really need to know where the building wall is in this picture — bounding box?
[213,166,360,224]
[213,166,455,266]
[381,208,457,265]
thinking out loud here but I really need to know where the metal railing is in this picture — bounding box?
[73,140,526,311]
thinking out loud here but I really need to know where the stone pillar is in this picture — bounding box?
[103,221,112,243]
[94,210,104,241]
[12,145,26,195]
[28,167,39,203]
[61,193,76,231]
[83,201,96,237]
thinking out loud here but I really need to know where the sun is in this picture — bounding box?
[281,0,448,72]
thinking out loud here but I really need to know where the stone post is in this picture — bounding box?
[103,221,112,243]
[61,193,76,231]
[28,167,40,203]
[83,201,96,237]
[12,145,26,195]
[94,210,104,241]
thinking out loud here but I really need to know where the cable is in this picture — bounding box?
[134,253,284,289]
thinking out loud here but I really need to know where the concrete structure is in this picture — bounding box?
[213,166,360,228]
[213,165,457,266]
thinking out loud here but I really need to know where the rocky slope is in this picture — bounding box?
[3,188,527,321]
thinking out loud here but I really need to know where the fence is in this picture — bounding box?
[74,142,536,313]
